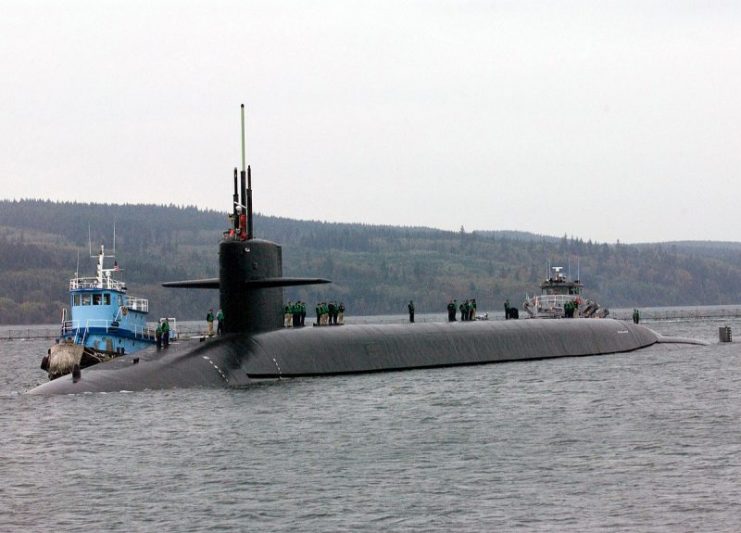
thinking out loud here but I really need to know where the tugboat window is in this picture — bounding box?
[93,294,102,305]
[73,294,81,306]
[81,294,92,306]
[103,293,111,305]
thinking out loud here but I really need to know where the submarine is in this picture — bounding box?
[28,106,703,395]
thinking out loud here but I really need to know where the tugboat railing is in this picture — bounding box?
[533,294,578,310]
[60,319,156,342]
[523,294,603,319]
[70,276,126,291]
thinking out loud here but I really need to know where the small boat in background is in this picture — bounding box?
[522,266,608,319]
[40,244,171,380]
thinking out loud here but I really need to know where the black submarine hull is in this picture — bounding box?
[29,319,660,394]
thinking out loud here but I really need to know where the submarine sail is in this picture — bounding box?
[163,104,330,334]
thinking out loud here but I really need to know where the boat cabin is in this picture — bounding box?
[540,267,582,297]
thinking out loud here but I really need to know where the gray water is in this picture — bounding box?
[2,315,741,532]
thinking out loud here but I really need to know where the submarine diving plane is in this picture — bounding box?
[28,107,702,395]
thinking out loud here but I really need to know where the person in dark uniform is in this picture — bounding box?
[408,300,415,323]
[447,300,455,322]
[216,309,224,335]
[292,301,301,327]
[161,318,170,347]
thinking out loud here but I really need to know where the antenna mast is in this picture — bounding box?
[241,104,246,173]
[240,103,253,240]
[230,104,254,241]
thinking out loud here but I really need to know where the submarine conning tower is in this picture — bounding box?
[220,148,285,334]
[219,238,285,334]
[163,105,330,334]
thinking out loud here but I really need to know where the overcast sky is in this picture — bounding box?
[1,1,739,243]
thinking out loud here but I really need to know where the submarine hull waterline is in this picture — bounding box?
[29,319,659,394]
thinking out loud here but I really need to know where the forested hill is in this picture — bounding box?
[1,199,740,325]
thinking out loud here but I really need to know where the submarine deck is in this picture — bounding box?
[29,318,663,395]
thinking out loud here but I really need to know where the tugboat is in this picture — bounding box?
[522,266,608,319]
[40,244,165,380]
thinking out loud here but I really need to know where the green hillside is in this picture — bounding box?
[0,199,740,325]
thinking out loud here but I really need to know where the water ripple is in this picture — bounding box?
[3,318,741,531]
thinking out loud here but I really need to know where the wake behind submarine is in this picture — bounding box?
[29,106,701,395]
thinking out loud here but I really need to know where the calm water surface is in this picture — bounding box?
[2,315,741,531]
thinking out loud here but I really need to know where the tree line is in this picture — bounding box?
[0,199,740,324]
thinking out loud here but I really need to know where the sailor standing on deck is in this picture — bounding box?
[206,308,215,336]
[161,318,170,347]
[408,300,415,323]
[292,301,300,327]
[216,309,224,335]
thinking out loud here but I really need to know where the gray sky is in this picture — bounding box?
[2,0,739,243]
